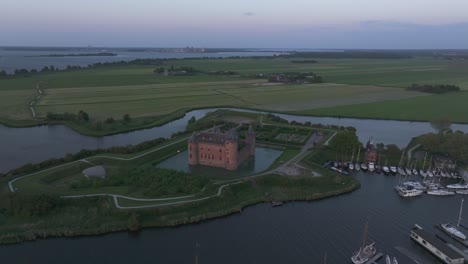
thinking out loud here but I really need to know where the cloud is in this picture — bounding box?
[243,12,255,17]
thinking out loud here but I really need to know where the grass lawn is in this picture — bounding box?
[301,91,468,123]
[1,56,468,132]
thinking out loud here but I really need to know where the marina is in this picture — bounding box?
[2,108,468,263]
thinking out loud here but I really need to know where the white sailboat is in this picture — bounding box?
[355,147,361,171]
[351,221,376,264]
[349,149,355,171]
[427,189,455,196]
[441,198,466,240]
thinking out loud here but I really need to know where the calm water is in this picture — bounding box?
[2,107,468,173]
[0,48,281,73]
[157,147,283,177]
[0,172,463,263]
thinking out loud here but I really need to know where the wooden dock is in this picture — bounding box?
[434,224,468,248]
[447,244,468,262]
[364,252,383,264]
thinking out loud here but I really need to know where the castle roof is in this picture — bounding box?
[189,130,237,144]
[366,138,376,152]
[247,124,255,134]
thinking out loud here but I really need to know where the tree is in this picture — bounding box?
[431,117,451,132]
[78,110,89,122]
[329,131,360,159]
[0,70,8,78]
[127,212,141,231]
[188,116,196,124]
[105,117,115,124]
[123,114,131,123]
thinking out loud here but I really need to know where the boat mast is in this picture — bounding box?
[398,149,405,167]
[361,221,369,250]
[351,148,355,163]
[356,147,361,164]
[458,199,464,228]
[422,152,427,170]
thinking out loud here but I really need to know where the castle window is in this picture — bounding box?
[190,154,192,158]
[219,149,222,153]
[220,156,222,160]
[190,146,192,150]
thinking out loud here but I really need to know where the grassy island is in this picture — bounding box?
[0,112,360,244]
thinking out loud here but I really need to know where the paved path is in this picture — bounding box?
[29,83,43,118]
[7,137,189,192]
[8,122,331,209]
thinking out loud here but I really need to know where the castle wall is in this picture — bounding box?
[238,146,251,166]
[188,128,255,171]
[225,141,238,170]
[196,142,228,168]
[188,142,198,165]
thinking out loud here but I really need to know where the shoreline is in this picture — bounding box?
[0,180,360,245]
[0,105,465,138]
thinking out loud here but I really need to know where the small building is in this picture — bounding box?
[188,125,255,171]
[364,138,377,163]
[410,225,464,264]
[82,166,106,178]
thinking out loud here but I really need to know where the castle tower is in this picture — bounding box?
[364,137,377,163]
[188,132,199,165]
[246,124,256,156]
[225,129,238,170]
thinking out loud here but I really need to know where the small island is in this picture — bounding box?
[0,110,359,245]
[30,52,117,57]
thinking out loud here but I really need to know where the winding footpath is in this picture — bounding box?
[29,83,43,118]
[8,123,331,209]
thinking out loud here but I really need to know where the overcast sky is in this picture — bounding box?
[1,0,468,48]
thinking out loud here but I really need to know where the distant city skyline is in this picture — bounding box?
[2,0,468,48]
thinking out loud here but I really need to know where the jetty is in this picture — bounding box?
[364,252,382,264]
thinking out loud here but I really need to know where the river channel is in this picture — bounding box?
[2,107,468,173]
[2,108,468,263]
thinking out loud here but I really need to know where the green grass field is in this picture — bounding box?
[302,91,468,123]
[2,56,468,131]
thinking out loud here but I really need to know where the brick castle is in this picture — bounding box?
[188,125,256,170]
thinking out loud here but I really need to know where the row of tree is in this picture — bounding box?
[406,84,460,94]
[417,130,468,163]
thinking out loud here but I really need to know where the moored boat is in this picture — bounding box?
[355,163,361,171]
[368,162,375,172]
[447,183,468,189]
[390,166,397,175]
[427,170,434,178]
[393,257,398,264]
[456,190,468,195]
[383,166,390,175]
[405,167,412,176]
[397,167,406,176]
[351,222,376,264]
[440,199,466,241]
[361,163,368,172]
[427,189,455,196]
[396,186,423,197]
[386,255,391,264]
